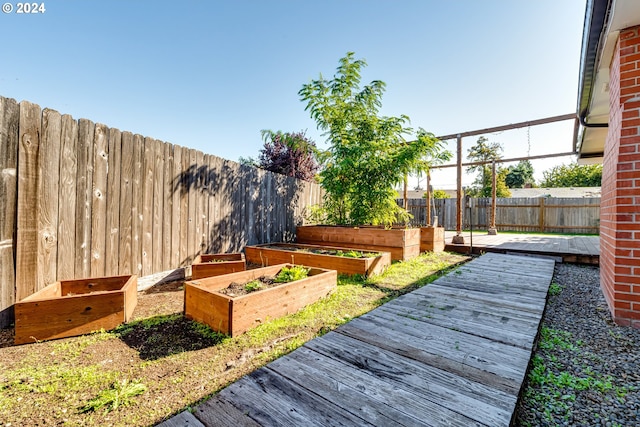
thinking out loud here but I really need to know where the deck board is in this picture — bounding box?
[164,253,554,427]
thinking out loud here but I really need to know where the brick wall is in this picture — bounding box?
[601,26,640,327]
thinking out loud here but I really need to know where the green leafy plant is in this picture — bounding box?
[80,379,146,414]
[275,266,310,283]
[299,52,450,226]
[244,280,263,292]
[548,282,563,296]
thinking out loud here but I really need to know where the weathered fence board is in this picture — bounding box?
[119,131,134,275]
[90,123,109,277]
[106,127,122,277]
[0,97,19,325]
[38,109,62,290]
[57,114,78,280]
[0,96,323,328]
[75,118,94,278]
[400,196,601,234]
[16,100,41,301]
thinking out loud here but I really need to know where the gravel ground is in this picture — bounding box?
[515,263,640,427]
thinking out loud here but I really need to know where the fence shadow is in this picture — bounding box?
[171,159,309,266]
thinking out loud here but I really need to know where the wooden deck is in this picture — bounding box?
[158,253,555,427]
[444,231,599,264]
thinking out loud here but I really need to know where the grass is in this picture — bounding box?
[80,380,147,414]
[0,251,468,427]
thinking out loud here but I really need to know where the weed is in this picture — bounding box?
[548,282,563,296]
[80,379,147,413]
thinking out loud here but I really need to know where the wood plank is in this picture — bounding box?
[37,109,62,289]
[170,145,182,268]
[141,137,155,276]
[0,96,19,326]
[152,138,164,274]
[156,411,204,427]
[118,131,134,275]
[163,142,173,270]
[179,146,189,266]
[16,100,41,300]
[265,357,422,427]
[56,114,78,281]
[105,127,122,276]
[187,148,197,261]
[90,123,109,277]
[131,134,144,276]
[378,301,535,350]
[206,154,217,253]
[338,317,527,395]
[285,346,492,425]
[195,396,260,427]
[217,368,377,427]
[74,119,95,278]
[195,150,205,257]
[306,331,513,426]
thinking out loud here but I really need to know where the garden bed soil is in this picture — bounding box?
[184,264,337,337]
[14,275,137,345]
[296,225,420,261]
[245,242,391,276]
[191,253,245,279]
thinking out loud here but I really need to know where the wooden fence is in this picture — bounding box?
[0,97,323,328]
[399,197,600,234]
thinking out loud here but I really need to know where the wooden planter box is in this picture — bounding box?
[296,225,420,261]
[184,264,337,337]
[191,253,246,279]
[14,275,138,345]
[420,226,445,252]
[245,243,391,276]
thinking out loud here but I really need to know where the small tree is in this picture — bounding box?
[466,137,510,197]
[540,162,602,187]
[505,160,535,188]
[299,52,449,226]
[256,130,319,182]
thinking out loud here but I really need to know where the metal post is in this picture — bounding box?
[452,134,464,244]
[488,160,498,235]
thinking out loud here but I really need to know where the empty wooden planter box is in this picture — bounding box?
[191,253,246,279]
[14,275,138,345]
[185,264,337,337]
[296,225,421,261]
[245,243,391,276]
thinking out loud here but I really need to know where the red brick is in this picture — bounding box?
[621,77,638,88]
[616,274,640,284]
[621,86,640,96]
[614,300,632,310]
[614,309,640,320]
[615,266,632,275]
[619,145,638,154]
[614,284,632,293]
[622,109,640,119]
[621,62,637,73]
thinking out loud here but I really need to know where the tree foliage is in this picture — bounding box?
[505,160,535,188]
[255,130,319,182]
[430,189,450,199]
[466,137,510,197]
[299,52,449,226]
[540,162,602,187]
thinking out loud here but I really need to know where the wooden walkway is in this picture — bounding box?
[444,231,599,264]
[158,253,555,427]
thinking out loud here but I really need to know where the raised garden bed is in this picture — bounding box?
[191,253,245,279]
[184,264,337,337]
[296,225,420,261]
[245,243,391,276]
[14,275,137,345]
[420,226,445,252]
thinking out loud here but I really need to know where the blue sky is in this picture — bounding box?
[0,0,586,189]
